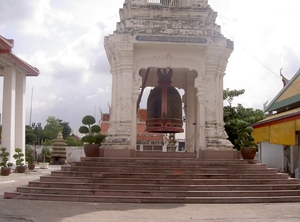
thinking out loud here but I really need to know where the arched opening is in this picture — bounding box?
[136,67,196,152]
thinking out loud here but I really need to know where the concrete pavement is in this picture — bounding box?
[1,165,300,222]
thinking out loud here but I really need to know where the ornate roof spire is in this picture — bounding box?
[280,68,289,87]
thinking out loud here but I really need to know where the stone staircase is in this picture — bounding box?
[4,157,300,203]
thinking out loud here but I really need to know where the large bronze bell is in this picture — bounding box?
[146,68,184,133]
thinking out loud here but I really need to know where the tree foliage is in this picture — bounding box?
[26,124,43,145]
[223,89,265,149]
[223,88,245,107]
[59,120,72,140]
[82,115,96,126]
[43,116,63,140]
[25,125,36,145]
[66,136,83,146]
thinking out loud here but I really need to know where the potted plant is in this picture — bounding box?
[39,147,52,169]
[25,146,35,170]
[0,147,13,176]
[79,115,105,157]
[13,148,26,173]
[235,123,258,159]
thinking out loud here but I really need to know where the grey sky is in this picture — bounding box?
[1,0,299,135]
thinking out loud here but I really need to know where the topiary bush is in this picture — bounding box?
[13,148,25,166]
[0,147,13,168]
[79,115,105,145]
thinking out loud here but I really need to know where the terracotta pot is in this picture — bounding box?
[16,165,26,173]
[240,147,257,159]
[84,144,100,157]
[28,164,35,170]
[1,167,11,176]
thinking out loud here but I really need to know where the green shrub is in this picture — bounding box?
[41,147,52,163]
[25,146,35,164]
[78,115,104,145]
[0,147,13,168]
[13,148,25,166]
[66,137,83,146]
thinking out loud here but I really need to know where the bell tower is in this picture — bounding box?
[103,0,234,158]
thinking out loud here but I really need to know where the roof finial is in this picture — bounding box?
[280,68,289,87]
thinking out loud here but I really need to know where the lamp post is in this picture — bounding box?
[31,122,41,160]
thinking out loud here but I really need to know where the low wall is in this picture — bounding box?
[28,145,85,163]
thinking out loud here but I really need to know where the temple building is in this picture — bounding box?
[253,68,300,175]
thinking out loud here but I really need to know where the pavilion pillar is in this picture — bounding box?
[15,72,26,153]
[101,42,135,155]
[130,89,140,149]
[195,72,206,157]
[185,72,196,152]
[2,66,16,160]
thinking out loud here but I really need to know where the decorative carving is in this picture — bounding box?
[135,53,202,72]
[195,72,204,89]
[115,0,225,44]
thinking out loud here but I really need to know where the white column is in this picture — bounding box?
[216,70,222,124]
[102,43,134,150]
[115,66,122,129]
[130,89,140,149]
[15,72,26,153]
[108,66,117,134]
[194,71,206,157]
[186,72,196,152]
[196,90,206,156]
[2,66,16,159]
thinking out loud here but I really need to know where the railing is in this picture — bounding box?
[147,0,182,7]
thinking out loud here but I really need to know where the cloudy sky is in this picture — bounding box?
[0,0,299,135]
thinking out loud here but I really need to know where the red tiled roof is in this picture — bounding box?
[0,35,39,76]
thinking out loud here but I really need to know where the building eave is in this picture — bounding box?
[0,35,39,77]
[264,68,300,113]
[253,108,300,128]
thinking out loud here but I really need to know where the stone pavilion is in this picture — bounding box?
[103,0,234,159]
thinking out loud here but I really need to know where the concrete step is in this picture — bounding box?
[50,171,289,180]
[79,158,256,165]
[5,192,300,204]
[4,158,300,204]
[27,181,300,191]
[62,165,277,174]
[15,186,300,197]
[72,161,268,169]
[39,175,299,185]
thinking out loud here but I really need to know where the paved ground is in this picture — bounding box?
[1,165,300,222]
